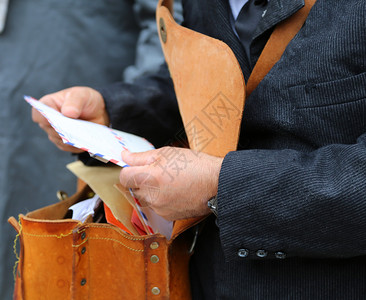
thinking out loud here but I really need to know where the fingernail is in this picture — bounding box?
[61,106,80,118]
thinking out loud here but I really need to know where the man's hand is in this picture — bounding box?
[120,147,224,221]
[32,86,109,153]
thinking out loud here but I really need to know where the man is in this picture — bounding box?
[33,0,366,299]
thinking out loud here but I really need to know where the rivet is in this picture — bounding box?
[81,232,86,240]
[57,279,65,288]
[56,190,68,201]
[150,255,160,264]
[81,247,86,254]
[159,18,167,43]
[151,287,160,295]
[57,256,65,264]
[150,242,159,250]
[81,278,86,286]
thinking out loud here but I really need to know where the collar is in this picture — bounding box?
[197,0,304,80]
[253,0,304,40]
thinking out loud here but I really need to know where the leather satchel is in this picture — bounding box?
[9,181,197,300]
[8,0,315,298]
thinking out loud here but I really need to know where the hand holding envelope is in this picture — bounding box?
[31,87,109,153]
[27,96,173,239]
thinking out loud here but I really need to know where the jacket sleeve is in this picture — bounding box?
[98,0,184,147]
[99,64,183,148]
[217,133,366,261]
[80,1,184,167]
[123,0,183,83]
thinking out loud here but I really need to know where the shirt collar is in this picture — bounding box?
[229,0,250,20]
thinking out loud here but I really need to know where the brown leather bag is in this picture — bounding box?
[8,0,315,299]
[9,184,198,300]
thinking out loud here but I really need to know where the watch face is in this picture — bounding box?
[207,196,218,216]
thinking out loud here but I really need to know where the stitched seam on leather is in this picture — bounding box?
[85,224,147,241]
[72,238,89,248]
[21,232,144,252]
[12,217,22,281]
[22,227,83,239]
[88,237,144,252]
[21,224,149,241]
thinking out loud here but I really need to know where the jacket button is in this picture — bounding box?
[237,249,249,258]
[275,251,286,259]
[256,250,267,258]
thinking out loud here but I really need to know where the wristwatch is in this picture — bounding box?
[207,195,218,217]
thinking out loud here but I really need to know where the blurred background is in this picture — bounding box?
[0,0,181,298]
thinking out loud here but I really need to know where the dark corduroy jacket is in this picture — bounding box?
[100,0,366,298]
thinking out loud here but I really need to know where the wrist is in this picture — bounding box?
[205,155,223,216]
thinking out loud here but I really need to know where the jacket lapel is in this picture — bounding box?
[200,0,252,80]
[196,0,305,82]
[254,0,305,40]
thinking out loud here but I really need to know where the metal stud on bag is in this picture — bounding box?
[159,18,167,43]
[56,190,68,201]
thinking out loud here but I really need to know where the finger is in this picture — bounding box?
[44,126,82,153]
[41,123,62,142]
[61,88,92,119]
[48,134,68,151]
[48,134,83,153]
[32,107,50,126]
[39,93,62,110]
[120,166,154,189]
[38,122,53,132]
[62,87,106,124]
[121,150,157,167]
[37,87,107,124]
[59,143,83,153]
[38,116,83,153]
[40,123,62,144]
[33,92,67,124]
[42,125,60,140]
[130,189,150,207]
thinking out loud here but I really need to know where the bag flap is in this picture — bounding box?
[157,2,246,157]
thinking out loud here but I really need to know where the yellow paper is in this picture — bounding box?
[67,161,138,235]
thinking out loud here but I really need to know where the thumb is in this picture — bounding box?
[121,150,157,167]
[61,87,91,119]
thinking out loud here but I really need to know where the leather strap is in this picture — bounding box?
[246,0,317,96]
